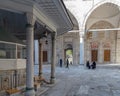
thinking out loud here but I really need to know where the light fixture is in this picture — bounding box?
[45,40,48,44]
[45,31,48,37]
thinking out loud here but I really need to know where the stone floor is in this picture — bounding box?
[35,64,120,96]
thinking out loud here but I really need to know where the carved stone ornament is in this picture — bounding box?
[2,77,9,90]
[25,13,36,27]
[91,42,98,49]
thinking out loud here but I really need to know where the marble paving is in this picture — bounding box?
[34,64,120,96]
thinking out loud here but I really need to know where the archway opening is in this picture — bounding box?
[64,44,73,64]
[65,49,73,64]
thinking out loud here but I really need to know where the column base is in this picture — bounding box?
[50,77,55,84]
[38,74,42,80]
[25,88,35,96]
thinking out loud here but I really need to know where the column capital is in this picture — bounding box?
[38,39,42,44]
[51,32,56,40]
[25,12,36,27]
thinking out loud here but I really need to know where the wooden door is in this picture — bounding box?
[104,50,110,61]
[91,50,98,61]
[43,51,47,62]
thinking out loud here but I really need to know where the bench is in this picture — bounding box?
[34,76,50,91]
[6,88,20,96]
[34,76,41,91]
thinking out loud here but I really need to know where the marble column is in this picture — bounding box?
[38,41,43,79]
[116,39,120,63]
[15,44,18,88]
[98,42,103,63]
[80,33,85,64]
[84,37,87,63]
[50,32,56,84]
[25,13,36,96]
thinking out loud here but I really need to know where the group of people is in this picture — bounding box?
[59,58,71,68]
[60,59,96,69]
[86,61,96,69]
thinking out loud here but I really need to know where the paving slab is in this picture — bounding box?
[35,64,120,96]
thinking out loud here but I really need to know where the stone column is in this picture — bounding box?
[116,30,120,63]
[15,44,17,59]
[98,42,103,63]
[25,13,36,96]
[74,38,78,65]
[14,44,18,88]
[50,32,56,84]
[80,32,85,65]
[84,35,87,63]
[38,41,43,79]
[48,38,52,64]
[61,36,64,65]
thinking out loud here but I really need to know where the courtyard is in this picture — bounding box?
[35,64,120,96]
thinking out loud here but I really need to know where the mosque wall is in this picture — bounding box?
[116,24,120,63]
[85,30,117,64]
[56,32,80,65]
[85,21,117,64]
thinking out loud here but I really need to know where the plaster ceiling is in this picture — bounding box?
[67,10,79,30]
[32,0,73,33]
[5,0,73,34]
[34,0,68,28]
[90,3,120,18]
[0,0,75,40]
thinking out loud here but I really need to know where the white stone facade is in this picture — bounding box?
[85,21,117,64]
[64,0,120,64]
[56,32,80,65]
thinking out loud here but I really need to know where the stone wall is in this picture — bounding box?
[85,21,117,64]
[56,32,80,65]
[0,69,26,92]
[116,28,120,63]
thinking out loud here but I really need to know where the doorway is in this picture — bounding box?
[104,50,110,62]
[65,49,73,64]
[91,50,98,62]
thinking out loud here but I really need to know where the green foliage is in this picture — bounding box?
[66,49,72,55]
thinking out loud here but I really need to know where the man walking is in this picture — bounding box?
[60,59,62,67]
[66,59,69,68]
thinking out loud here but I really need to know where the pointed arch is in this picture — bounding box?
[82,0,120,31]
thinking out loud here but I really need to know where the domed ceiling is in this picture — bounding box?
[90,3,120,18]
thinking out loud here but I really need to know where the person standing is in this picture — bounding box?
[91,61,96,69]
[66,59,69,68]
[60,59,62,67]
[86,61,90,69]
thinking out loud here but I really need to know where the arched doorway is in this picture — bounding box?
[64,44,73,65]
